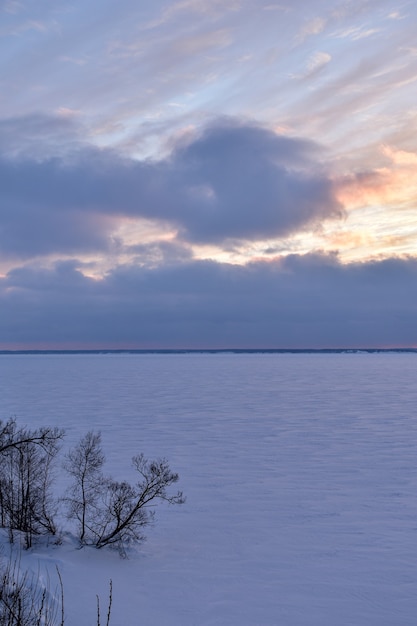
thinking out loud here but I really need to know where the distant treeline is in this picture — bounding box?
[1,349,417,356]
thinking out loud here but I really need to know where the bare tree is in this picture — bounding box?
[63,431,105,543]
[0,419,64,548]
[0,419,64,456]
[64,433,185,555]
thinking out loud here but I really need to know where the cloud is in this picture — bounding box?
[0,113,84,160]
[336,145,417,209]
[144,0,241,29]
[169,28,232,56]
[296,50,331,78]
[296,16,327,42]
[167,121,344,243]
[0,117,344,258]
[333,25,381,41]
[2,253,417,348]
[127,240,194,267]
[3,0,22,13]
[306,51,331,72]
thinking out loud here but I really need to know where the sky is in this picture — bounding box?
[1,0,417,349]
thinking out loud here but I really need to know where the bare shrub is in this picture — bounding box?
[0,553,113,626]
[64,432,185,555]
[0,552,64,626]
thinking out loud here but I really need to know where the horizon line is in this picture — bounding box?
[1,348,417,355]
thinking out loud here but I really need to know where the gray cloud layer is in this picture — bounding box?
[2,254,416,348]
[0,118,343,257]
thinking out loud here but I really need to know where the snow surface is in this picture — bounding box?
[0,352,416,625]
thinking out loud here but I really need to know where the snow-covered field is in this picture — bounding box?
[0,352,416,625]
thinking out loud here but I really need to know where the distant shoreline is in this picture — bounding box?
[1,348,417,355]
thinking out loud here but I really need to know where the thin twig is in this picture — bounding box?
[96,594,100,626]
[56,565,65,626]
[106,580,113,626]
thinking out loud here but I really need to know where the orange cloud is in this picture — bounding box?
[336,146,417,209]
[324,230,370,249]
